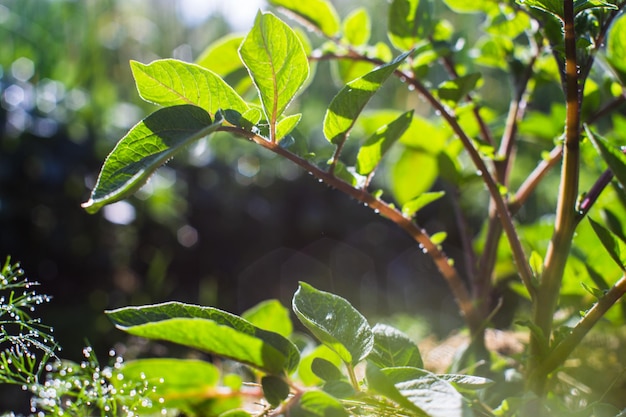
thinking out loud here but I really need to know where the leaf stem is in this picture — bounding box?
[218,126,483,334]
[527,0,580,394]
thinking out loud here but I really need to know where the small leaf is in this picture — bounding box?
[589,217,626,270]
[581,282,605,299]
[130,59,248,116]
[529,251,544,278]
[276,113,302,140]
[437,73,482,104]
[607,12,626,85]
[242,299,293,338]
[239,12,309,140]
[401,191,445,218]
[356,110,414,176]
[387,0,425,51]
[430,232,448,246]
[268,0,340,37]
[392,149,439,205]
[262,375,291,407]
[343,8,370,46]
[107,301,300,374]
[311,357,345,382]
[586,127,626,191]
[368,324,423,368]
[292,282,373,366]
[82,105,221,214]
[291,390,349,417]
[323,50,413,145]
[298,345,343,386]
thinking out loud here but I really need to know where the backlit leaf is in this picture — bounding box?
[118,358,223,413]
[589,218,626,270]
[401,191,445,218]
[276,113,302,140]
[107,301,300,374]
[392,149,439,205]
[437,73,482,104]
[607,12,626,85]
[196,34,246,76]
[442,0,498,13]
[343,8,370,46]
[368,324,423,368]
[365,363,428,416]
[323,50,413,145]
[292,282,373,366]
[242,299,293,338]
[239,12,309,140]
[356,110,413,176]
[130,59,248,116]
[387,0,424,51]
[82,105,221,214]
[586,127,626,191]
[268,0,340,37]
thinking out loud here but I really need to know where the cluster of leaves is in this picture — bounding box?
[77,0,626,415]
[106,282,493,417]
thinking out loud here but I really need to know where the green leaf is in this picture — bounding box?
[292,390,349,417]
[589,217,626,270]
[311,357,345,382]
[401,191,445,218]
[517,0,615,19]
[268,0,340,37]
[219,411,252,417]
[262,375,291,407]
[436,374,494,391]
[365,363,429,416]
[437,73,482,104]
[130,59,248,117]
[107,301,300,374]
[356,110,414,176]
[343,8,370,46]
[392,149,439,205]
[298,344,343,386]
[239,12,309,140]
[276,113,302,140]
[607,12,626,85]
[585,127,626,190]
[82,105,221,214]
[323,50,413,145]
[196,34,246,76]
[118,358,223,413]
[368,324,423,368]
[387,0,423,51]
[292,282,374,366]
[242,299,293,338]
[382,367,468,417]
[442,0,498,13]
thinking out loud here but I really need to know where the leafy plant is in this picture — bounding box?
[82,0,626,415]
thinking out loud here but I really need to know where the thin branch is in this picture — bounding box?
[533,274,626,379]
[218,126,483,333]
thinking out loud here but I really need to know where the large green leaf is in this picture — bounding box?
[607,12,626,85]
[268,0,340,37]
[387,0,423,51]
[242,299,293,338]
[107,301,300,375]
[239,11,309,140]
[130,59,248,116]
[292,282,373,366]
[589,218,626,270]
[382,367,468,417]
[356,110,413,176]
[117,358,227,413]
[367,324,423,368]
[82,105,221,214]
[586,127,626,190]
[323,50,413,145]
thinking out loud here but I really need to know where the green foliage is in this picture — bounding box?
[78,0,626,415]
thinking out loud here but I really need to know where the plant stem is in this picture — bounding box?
[218,126,484,334]
[534,274,626,378]
[527,0,580,394]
